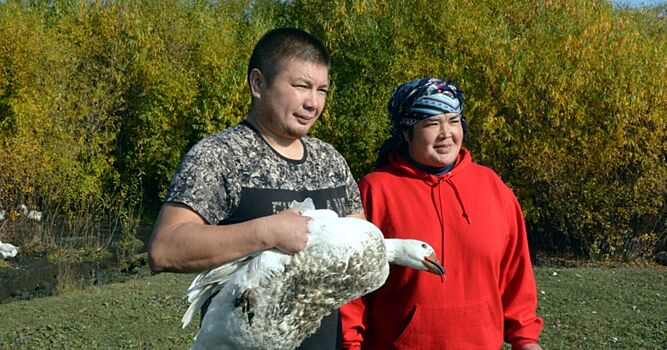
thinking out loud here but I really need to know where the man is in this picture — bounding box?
[149,28,364,349]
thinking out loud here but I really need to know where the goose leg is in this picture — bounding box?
[234,288,256,326]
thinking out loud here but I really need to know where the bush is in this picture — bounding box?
[0,0,664,261]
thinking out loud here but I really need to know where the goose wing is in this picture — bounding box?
[183,200,313,328]
[182,256,254,328]
[183,249,295,328]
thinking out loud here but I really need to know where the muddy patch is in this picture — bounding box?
[0,255,138,304]
[0,225,152,304]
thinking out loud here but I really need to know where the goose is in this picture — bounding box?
[19,204,42,221]
[183,198,444,350]
[0,240,18,260]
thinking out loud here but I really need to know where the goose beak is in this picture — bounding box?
[423,253,445,276]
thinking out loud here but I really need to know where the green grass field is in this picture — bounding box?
[0,266,665,349]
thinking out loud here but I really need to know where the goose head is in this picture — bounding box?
[385,239,445,276]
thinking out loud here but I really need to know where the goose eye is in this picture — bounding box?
[421,243,427,249]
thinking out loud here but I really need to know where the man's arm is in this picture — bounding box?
[346,213,366,219]
[148,202,311,273]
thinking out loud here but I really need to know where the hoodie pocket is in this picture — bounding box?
[392,301,503,350]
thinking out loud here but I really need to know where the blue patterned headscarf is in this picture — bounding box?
[388,77,466,131]
[376,78,466,168]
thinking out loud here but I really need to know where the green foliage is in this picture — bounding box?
[109,0,254,204]
[47,247,111,264]
[0,0,665,261]
[469,1,667,260]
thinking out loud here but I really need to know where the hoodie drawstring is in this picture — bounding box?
[430,175,471,282]
[445,178,471,225]
[431,178,447,283]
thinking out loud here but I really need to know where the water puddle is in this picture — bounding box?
[0,224,152,304]
[0,256,118,303]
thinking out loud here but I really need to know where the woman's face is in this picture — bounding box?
[404,113,463,168]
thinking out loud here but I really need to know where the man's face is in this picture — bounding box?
[254,59,329,139]
[405,113,463,168]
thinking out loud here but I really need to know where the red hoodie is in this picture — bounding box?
[340,149,543,350]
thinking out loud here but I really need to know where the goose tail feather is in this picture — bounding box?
[182,257,253,327]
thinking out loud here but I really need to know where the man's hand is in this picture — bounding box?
[517,343,543,350]
[261,208,310,254]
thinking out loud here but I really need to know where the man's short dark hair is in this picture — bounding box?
[248,27,330,86]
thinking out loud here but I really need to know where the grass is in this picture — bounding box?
[0,266,665,349]
[533,267,666,349]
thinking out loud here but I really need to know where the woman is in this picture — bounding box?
[340,78,543,349]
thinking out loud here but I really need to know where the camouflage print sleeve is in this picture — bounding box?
[164,136,232,224]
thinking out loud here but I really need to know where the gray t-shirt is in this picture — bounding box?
[165,121,363,222]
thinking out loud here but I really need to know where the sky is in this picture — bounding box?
[610,0,667,7]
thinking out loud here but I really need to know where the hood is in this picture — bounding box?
[386,148,472,184]
[386,148,471,225]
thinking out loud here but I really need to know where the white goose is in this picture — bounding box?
[19,204,42,221]
[0,240,18,260]
[183,199,444,350]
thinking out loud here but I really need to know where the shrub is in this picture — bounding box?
[0,0,664,261]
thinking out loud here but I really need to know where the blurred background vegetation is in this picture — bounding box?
[0,0,665,263]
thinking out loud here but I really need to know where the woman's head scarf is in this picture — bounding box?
[388,77,466,131]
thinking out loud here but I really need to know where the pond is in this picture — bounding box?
[0,224,153,304]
